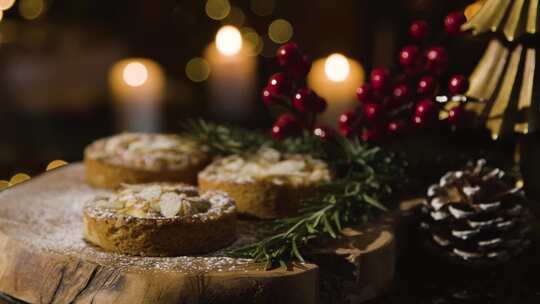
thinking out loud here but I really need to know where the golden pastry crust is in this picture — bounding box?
[198,148,331,219]
[84,133,210,188]
[83,183,237,256]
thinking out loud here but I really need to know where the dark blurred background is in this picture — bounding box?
[0,0,486,178]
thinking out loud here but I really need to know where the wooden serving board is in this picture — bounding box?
[0,164,395,304]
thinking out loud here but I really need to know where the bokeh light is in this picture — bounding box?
[324,53,350,82]
[268,19,293,44]
[122,62,149,87]
[186,57,211,82]
[216,25,242,56]
[242,29,263,56]
[0,0,15,10]
[221,6,245,27]
[19,0,45,20]
[205,0,231,21]
[250,0,275,16]
[46,160,68,171]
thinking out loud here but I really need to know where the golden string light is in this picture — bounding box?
[185,57,211,82]
[205,0,231,21]
[242,27,263,56]
[0,160,69,191]
[19,0,45,20]
[46,160,68,171]
[268,19,293,44]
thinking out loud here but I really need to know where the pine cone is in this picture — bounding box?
[421,159,531,265]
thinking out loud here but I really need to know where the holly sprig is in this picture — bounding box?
[182,119,403,268]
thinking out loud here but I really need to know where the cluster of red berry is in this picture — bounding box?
[339,11,474,143]
[261,43,330,140]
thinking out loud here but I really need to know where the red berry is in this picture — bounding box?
[362,102,382,123]
[444,11,466,35]
[276,42,302,68]
[412,114,432,128]
[360,127,382,143]
[447,105,471,127]
[417,76,438,97]
[338,111,358,136]
[356,84,374,102]
[425,47,448,75]
[387,119,407,136]
[370,68,391,92]
[262,87,279,106]
[293,88,317,112]
[415,99,436,117]
[399,45,420,69]
[410,20,429,41]
[272,114,301,140]
[413,99,438,127]
[314,96,327,113]
[267,73,292,95]
[313,125,333,141]
[448,74,469,95]
[392,84,411,104]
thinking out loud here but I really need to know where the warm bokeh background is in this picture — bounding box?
[0,0,485,177]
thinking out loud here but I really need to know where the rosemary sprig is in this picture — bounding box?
[182,119,402,268]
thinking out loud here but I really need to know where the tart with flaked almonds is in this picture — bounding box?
[84,133,210,188]
[83,183,237,256]
[198,148,331,219]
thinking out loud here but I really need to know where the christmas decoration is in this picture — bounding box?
[421,159,531,266]
[332,16,483,145]
[462,2,540,138]
[460,0,540,202]
[262,42,330,140]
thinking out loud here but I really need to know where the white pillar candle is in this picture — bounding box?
[109,58,165,132]
[205,25,257,121]
[308,53,365,128]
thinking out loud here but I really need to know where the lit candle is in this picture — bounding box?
[109,58,165,132]
[205,25,257,121]
[307,53,365,127]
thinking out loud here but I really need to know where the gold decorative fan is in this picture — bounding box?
[466,39,540,139]
[462,0,540,139]
[462,0,539,42]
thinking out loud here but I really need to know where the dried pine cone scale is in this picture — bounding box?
[421,160,531,265]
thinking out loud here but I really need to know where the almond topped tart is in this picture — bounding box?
[198,148,332,219]
[83,183,237,256]
[84,133,210,188]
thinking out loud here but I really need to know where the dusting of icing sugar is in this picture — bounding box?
[85,183,235,220]
[0,164,266,273]
[85,133,209,171]
[199,147,332,186]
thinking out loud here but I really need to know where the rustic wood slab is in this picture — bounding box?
[0,164,395,304]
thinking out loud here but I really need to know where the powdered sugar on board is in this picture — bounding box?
[0,164,266,274]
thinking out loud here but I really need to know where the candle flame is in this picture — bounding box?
[123,62,148,87]
[324,53,350,82]
[216,25,242,56]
